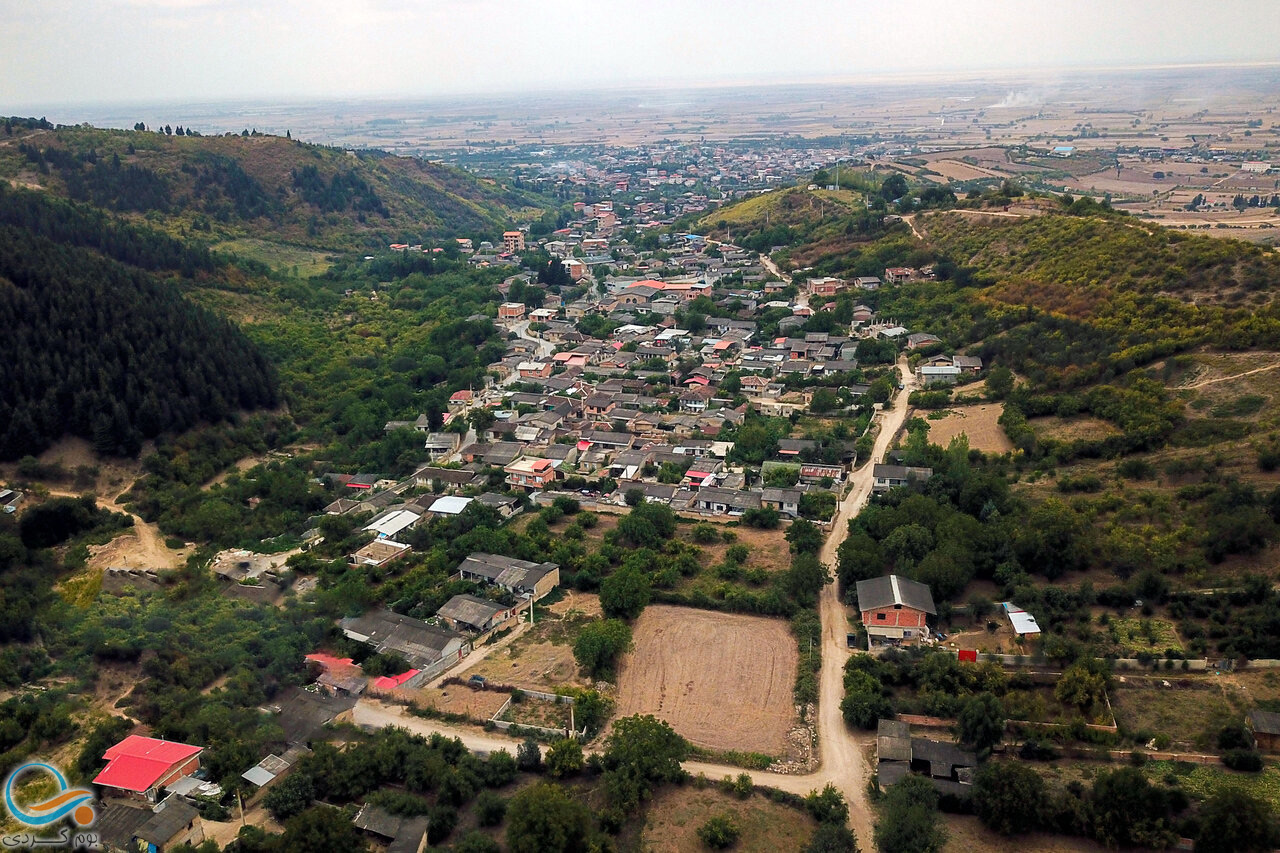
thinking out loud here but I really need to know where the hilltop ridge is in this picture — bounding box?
[0,120,545,251]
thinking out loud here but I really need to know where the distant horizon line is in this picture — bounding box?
[9,58,1280,116]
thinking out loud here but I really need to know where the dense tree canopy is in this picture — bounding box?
[0,217,277,459]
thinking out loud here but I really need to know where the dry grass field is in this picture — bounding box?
[687,524,791,573]
[1029,415,1123,443]
[943,814,1108,853]
[925,404,1013,453]
[1110,678,1242,750]
[639,785,818,853]
[408,684,511,721]
[616,606,797,756]
[458,603,599,692]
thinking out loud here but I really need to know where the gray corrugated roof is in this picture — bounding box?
[1250,709,1280,735]
[438,594,507,628]
[388,817,430,853]
[855,575,937,615]
[96,803,151,849]
[341,610,465,668]
[457,553,557,593]
[354,804,402,839]
[877,719,912,762]
[136,797,199,846]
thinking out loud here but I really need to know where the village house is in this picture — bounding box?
[436,594,514,635]
[1249,710,1280,753]
[800,462,845,484]
[872,464,934,492]
[349,539,412,568]
[517,361,553,379]
[760,487,802,518]
[474,492,522,518]
[916,364,962,386]
[94,736,204,803]
[455,552,561,600]
[857,574,936,647]
[97,796,204,853]
[363,507,424,541]
[422,432,460,460]
[340,610,471,678]
[383,414,432,433]
[505,456,556,490]
[876,719,977,797]
[353,804,430,853]
[807,276,844,297]
[906,332,942,350]
[694,486,762,515]
[498,302,526,321]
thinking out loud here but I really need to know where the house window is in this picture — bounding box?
[876,613,886,620]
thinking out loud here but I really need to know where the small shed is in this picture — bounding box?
[1002,602,1042,638]
[1249,709,1280,753]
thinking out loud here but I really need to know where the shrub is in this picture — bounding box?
[697,814,740,849]
[516,738,542,773]
[1223,749,1264,772]
[692,523,722,543]
[475,790,507,827]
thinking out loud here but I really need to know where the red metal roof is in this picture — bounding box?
[94,736,201,792]
[305,653,355,670]
[372,669,421,690]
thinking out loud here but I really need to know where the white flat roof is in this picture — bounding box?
[1002,602,1041,635]
[430,496,473,515]
[365,509,420,538]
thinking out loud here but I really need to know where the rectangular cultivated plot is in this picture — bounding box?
[616,605,797,756]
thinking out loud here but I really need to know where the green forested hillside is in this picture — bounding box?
[0,188,278,460]
[0,121,545,249]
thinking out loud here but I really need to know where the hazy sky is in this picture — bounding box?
[4,0,1279,107]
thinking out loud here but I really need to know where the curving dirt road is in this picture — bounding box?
[47,487,186,570]
[352,356,918,849]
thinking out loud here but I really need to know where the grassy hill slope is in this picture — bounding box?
[0,122,546,251]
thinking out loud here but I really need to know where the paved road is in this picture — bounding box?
[353,356,918,849]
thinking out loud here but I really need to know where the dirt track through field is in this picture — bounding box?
[1180,360,1280,389]
[615,606,797,755]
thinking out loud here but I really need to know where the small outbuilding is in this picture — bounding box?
[1249,709,1280,753]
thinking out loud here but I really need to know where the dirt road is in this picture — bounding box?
[352,698,846,799]
[47,488,186,570]
[760,253,790,284]
[814,354,916,846]
[352,356,918,849]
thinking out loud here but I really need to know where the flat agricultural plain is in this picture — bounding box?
[615,605,797,755]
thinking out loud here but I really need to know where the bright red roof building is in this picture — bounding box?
[372,669,421,691]
[93,736,203,794]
